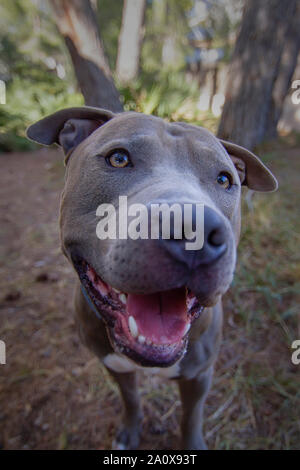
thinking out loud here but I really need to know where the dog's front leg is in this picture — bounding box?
[178,366,213,450]
[107,369,143,450]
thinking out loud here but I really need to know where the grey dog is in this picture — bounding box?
[27,106,277,449]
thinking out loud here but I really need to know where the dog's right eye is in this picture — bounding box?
[106,150,132,168]
[217,172,232,190]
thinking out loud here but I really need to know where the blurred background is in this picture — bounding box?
[0,0,299,450]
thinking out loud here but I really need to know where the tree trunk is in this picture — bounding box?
[264,2,300,140]
[217,0,298,149]
[49,0,123,112]
[116,0,146,84]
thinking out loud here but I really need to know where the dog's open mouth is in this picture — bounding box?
[75,259,204,367]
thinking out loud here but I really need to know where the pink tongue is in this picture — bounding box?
[127,288,188,344]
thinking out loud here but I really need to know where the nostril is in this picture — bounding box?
[208,228,226,247]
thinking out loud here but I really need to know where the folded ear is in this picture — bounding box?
[219,139,278,192]
[26,106,116,161]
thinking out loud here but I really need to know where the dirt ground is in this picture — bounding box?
[0,143,299,450]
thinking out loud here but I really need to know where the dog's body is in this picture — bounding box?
[27,107,277,449]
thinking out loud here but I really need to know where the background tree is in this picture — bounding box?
[1,0,299,151]
[116,0,146,84]
[264,2,300,140]
[217,0,299,149]
[49,0,123,112]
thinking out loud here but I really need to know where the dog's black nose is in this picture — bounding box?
[158,204,227,269]
[201,206,227,264]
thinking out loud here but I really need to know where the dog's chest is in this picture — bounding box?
[103,353,181,378]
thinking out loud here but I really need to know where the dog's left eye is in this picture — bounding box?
[106,150,131,168]
[217,172,232,190]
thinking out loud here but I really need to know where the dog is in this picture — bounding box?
[27,106,277,450]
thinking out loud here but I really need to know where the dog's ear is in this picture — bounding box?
[219,139,278,192]
[26,106,115,161]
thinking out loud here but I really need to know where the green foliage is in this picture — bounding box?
[120,71,199,118]
[0,81,83,152]
[0,0,82,152]
[0,0,241,152]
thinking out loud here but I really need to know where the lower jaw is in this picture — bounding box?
[107,309,193,366]
[108,328,188,367]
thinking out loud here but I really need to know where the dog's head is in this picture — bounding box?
[27,106,277,367]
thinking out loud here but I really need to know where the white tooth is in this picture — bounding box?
[113,288,121,294]
[146,338,152,345]
[183,323,191,335]
[187,297,196,309]
[119,293,127,304]
[128,316,139,338]
[138,335,145,344]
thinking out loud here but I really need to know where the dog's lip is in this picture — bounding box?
[108,328,188,367]
[73,257,204,366]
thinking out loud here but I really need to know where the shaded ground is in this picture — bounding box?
[0,139,299,450]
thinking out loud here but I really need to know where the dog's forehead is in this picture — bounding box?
[84,111,231,166]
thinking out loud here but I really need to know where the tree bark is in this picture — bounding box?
[264,2,300,140]
[49,0,123,112]
[217,0,298,149]
[116,0,146,84]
